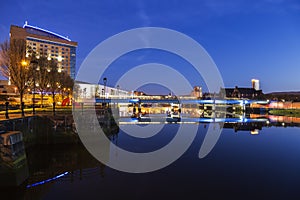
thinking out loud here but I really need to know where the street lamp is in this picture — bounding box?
[103,77,107,98]
[103,77,107,108]
[117,85,120,97]
[20,60,29,117]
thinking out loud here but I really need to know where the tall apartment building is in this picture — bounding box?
[10,22,78,79]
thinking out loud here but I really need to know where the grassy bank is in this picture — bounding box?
[269,109,300,117]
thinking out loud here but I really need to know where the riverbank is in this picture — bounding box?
[269,109,300,117]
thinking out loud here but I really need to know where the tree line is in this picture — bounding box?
[0,38,74,115]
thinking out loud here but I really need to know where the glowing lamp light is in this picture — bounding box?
[57,56,63,62]
[251,129,259,135]
[21,60,28,66]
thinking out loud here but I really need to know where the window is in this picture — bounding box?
[40,44,43,46]
[33,43,36,46]
[62,48,64,50]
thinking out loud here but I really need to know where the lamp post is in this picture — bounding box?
[117,85,120,97]
[21,60,28,117]
[103,77,107,98]
[103,77,107,108]
[30,60,38,115]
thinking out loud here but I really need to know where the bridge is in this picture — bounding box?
[93,97,269,105]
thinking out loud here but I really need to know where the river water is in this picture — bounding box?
[1,117,300,199]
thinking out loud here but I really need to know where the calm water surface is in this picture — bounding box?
[1,121,300,200]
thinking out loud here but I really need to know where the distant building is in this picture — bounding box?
[0,80,16,94]
[224,86,263,99]
[10,22,78,79]
[191,86,202,98]
[251,79,260,90]
[75,82,129,100]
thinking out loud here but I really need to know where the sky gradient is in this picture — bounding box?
[1,0,300,94]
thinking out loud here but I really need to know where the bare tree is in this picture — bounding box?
[47,59,60,115]
[34,56,52,107]
[0,39,31,116]
[0,40,10,78]
[59,71,74,102]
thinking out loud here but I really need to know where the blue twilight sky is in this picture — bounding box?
[1,0,300,94]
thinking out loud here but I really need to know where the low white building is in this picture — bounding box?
[0,80,17,95]
[74,82,130,100]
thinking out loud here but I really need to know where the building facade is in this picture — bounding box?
[75,82,130,100]
[191,86,202,98]
[0,80,16,94]
[10,22,78,79]
[224,86,263,99]
[251,79,260,91]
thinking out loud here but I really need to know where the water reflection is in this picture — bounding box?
[0,131,29,187]
[1,112,300,199]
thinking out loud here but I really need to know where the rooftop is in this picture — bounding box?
[22,21,71,41]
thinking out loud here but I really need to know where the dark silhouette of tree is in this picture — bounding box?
[59,71,74,102]
[0,40,10,78]
[47,59,60,115]
[0,39,31,116]
[34,56,52,107]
